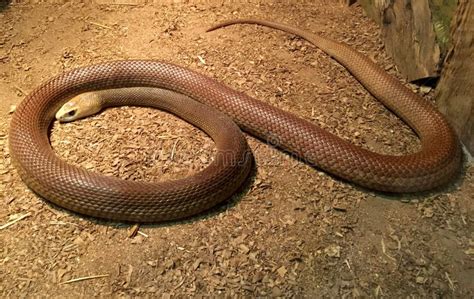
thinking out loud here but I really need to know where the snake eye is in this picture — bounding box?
[67,110,76,117]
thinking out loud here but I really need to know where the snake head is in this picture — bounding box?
[55,92,103,122]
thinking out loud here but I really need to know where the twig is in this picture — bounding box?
[60,274,109,285]
[87,21,113,30]
[138,231,149,238]
[374,285,383,297]
[156,134,180,140]
[49,220,79,227]
[173,278,185,290]
[107,1,138,5]
[0,213,31,230]
[197,55,206,65]
[445,272,455,291]
[390,234,402,251]
[344,259,351,270]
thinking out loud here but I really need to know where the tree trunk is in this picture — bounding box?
[358,0,455,82]
[358,0,472,154]
[436,0,474,155]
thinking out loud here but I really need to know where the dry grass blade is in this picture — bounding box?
[0,213,31,230]
[60,274,109,285]
[137,231,149,238]
[87,21,113,30]
[170,139,180,161]
[445,272,455,291]
[381,237,396,262]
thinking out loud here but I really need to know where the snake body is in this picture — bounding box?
[9,19,461,222]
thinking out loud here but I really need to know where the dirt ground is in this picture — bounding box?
[1,1,473,297]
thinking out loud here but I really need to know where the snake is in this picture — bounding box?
[8,19,462,222]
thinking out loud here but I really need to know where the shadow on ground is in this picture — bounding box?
[0,0,11,12]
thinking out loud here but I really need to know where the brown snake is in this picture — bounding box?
[9,19,462,222]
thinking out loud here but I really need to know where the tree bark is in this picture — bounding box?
[436,0,474,155]
[358,0,452,82]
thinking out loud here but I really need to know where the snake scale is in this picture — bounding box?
[8,19,462,222]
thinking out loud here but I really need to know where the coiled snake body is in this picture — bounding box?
[9,20,462,222]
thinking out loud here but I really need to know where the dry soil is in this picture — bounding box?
[0,1,473,297]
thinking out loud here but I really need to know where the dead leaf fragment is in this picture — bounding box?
[277,266,287,277]
[324,244,341,258]
[9,105,16,114]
